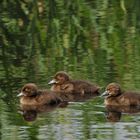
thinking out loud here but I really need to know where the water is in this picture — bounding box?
[1,99,140,140]
[1,0,140,140]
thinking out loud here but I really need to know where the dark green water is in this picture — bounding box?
[0,0,140,140]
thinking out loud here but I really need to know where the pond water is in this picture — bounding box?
[1,99,140,140]
[1,0,140,140]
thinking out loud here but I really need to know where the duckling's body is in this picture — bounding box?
[49,71,100,96]
[18,83,61,106]
[104,92,140,106]
[102,83,140,106]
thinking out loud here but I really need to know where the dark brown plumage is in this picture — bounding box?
[17,83,62,106]
[102,83,140,106]
[48,71,100,96]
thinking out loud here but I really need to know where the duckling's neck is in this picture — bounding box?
[28,91,41,98]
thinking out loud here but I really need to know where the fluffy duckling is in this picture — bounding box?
[17,83,62,106]
[48,71,100,96]
[102,83,140,106]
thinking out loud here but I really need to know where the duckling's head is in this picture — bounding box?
[18,83,38,97]
[101,83,121,97]
[48,71,70,85]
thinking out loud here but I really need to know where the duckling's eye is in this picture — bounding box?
[24,88,30,92]
[107,88,111,91]
[57,76,63,80]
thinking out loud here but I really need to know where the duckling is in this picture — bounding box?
[17,83,62,106]
[102,83,140,106]
[48,71,100,96]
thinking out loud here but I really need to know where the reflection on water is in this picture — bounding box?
[1,98,140,140]
[19,102,69,122]
[105,105,140,122]
[1,0,140,140]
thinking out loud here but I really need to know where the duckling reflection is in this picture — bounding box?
[48,71,100,96]
[105,105,140,122]
[19,102,68,122]
[105,110,121,122]
[22,110,37,122]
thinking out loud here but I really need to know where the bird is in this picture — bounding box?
[101,82,140,106]
[48,71,100,97]
[17,83,62,106]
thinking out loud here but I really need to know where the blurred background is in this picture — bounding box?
[0,0,140,140]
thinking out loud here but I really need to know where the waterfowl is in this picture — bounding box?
[17,83,62,106]
[102,83,140,106]
[48,71,100,96]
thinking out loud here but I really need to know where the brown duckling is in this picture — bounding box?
[101,83,140,106]
[17,83,62,106]
[48,71,100,96]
